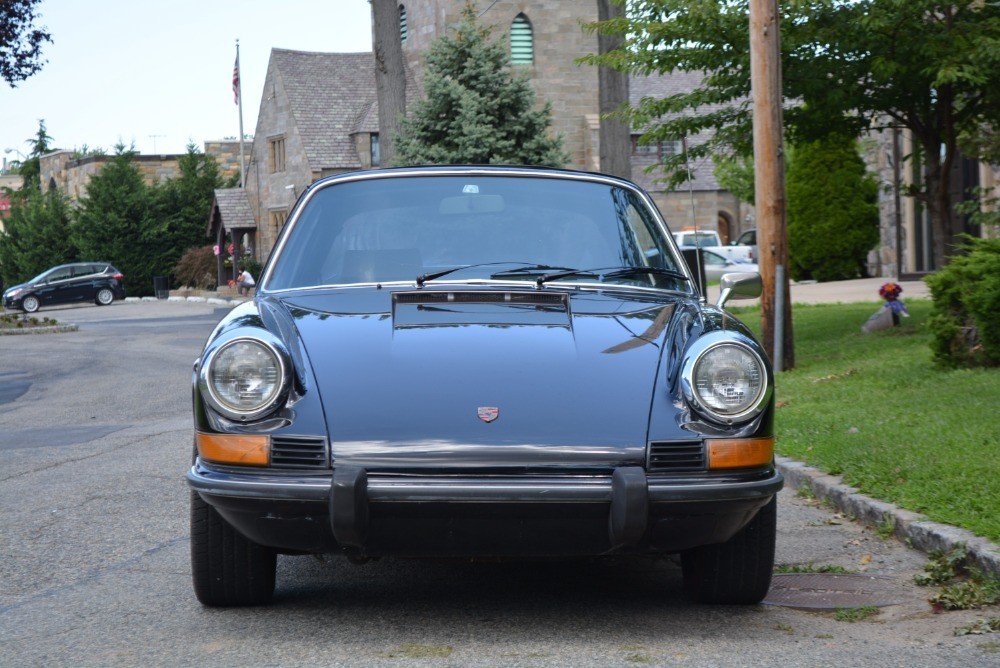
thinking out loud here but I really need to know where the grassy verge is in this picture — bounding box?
[731,299,1000,542]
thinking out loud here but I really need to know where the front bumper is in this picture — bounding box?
[188,465,782,503]
[188,464,783,556]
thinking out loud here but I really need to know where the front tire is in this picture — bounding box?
[190,491,277,606]
[680,496,776,604]
[22,295,39,313]
[95,287,115,305]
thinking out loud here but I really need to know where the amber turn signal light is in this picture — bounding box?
[706,437,774,470]
[196,432,269,466]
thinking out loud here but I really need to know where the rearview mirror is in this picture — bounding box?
[439,194,505,215]
[716,272,762,309]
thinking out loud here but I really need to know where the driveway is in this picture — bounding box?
[0,299,997,667]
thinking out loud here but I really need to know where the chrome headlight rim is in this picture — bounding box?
[680,332,772,425]
[199,335,291,422]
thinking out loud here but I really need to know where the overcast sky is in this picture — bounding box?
[2,0,373,163]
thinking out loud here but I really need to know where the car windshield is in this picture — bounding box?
[29,267,68,284]
[678,232,719,246]
[266,175,690,292]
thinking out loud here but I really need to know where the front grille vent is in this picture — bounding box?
[648,441,705,472]
[395,291,566,306]
[271,436,329,469]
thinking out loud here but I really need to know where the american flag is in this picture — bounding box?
[232,56,240,105]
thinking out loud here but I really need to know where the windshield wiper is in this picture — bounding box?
[533,268,601,286]
[416,261,547,286]
[535,265,690,287]
[600,266,691,282]
[490,264,580,278]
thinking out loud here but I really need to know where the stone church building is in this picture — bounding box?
[210,0,749,269]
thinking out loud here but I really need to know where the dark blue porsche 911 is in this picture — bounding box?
[187,166,781,606]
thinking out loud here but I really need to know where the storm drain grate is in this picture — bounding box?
[762,573,906,610]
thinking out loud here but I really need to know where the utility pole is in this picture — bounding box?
[372,0,406,166]
[749,0,793,370]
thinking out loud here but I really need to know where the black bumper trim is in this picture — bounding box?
[187,465,783,504]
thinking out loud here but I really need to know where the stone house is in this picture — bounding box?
[38,140,248,203]
[866,124,998,279]
[211,0,746,266]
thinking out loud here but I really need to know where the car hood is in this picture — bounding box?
[3,281,29,295]
[275,286,691,471]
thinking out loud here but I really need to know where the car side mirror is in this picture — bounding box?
[716,272,762,309]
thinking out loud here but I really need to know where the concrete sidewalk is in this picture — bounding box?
[707,276,929,306]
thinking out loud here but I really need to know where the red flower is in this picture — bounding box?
[879,282,902,301]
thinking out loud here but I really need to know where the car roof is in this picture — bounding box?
[307,164,643,192]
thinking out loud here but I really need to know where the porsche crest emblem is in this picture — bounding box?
[477,406,499,423]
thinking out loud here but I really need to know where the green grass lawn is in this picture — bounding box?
[731,299,1000,542]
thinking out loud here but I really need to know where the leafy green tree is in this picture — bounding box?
[712,153,755,206]
[587,0,1000,269]
[0,187,75,286]
[785,134,879,282]
[1,0,51,87]
[394,4,568,167]
[72,145,156,296]
[151,144,224,282]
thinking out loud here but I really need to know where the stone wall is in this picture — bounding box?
[204,140,252,182]
[652,190,748,245]
[403,1,600,169]
[245,57,315,258]
[39,151,186,203]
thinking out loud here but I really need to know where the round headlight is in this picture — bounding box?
[203,338,288,420]
[682,334,770,424]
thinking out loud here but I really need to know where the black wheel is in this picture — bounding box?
[95,287,115,306]
[21,295,39,313]
[680,496,777,604]
[190,491,277,606]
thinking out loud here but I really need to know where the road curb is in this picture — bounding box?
[777,456,1000,578]
[0,323,79,336]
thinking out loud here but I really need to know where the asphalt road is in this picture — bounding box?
[0,300,996,667]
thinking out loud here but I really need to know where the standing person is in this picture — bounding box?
[236,265,255,296]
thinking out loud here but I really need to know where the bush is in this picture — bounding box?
[925,237,1000,368]
[786,133,879,282]
[174,245,218,290]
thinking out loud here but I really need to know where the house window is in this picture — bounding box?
[371,133,381,167]
[269,136,286,173]
[631,136,682,159]
[510,14,533,65]
[269,209,287,233]
[399,5,408,45]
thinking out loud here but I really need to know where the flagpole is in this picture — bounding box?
[236,39,246,190]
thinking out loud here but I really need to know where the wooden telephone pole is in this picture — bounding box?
[749,0,794,370]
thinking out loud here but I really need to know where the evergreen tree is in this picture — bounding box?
[0,188,75,286]
[786,134,879,282]
[72,145,155,296]
[394,5,567,167]
[152,144,224,279]
[15,119,55,190]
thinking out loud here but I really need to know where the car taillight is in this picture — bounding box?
[113,273,124,282]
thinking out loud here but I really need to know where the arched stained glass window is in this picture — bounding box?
[399,5,408,45]
[510,13,533,65]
